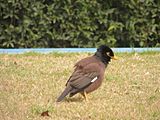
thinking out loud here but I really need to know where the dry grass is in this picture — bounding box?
[0,52,160,120]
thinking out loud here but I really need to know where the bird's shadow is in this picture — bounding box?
[64,96,84,103]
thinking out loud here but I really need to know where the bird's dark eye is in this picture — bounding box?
[106,52,110,57]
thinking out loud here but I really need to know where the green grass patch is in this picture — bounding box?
[0,52,160,120]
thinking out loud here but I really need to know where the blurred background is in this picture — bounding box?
[0,0,160,48]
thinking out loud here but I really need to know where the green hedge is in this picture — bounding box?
[0,0,160,48]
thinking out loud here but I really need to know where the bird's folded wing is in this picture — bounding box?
[68,63,101,89]
[70,72,98,89]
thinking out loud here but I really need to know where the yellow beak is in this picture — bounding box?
[111,56,118,60]
[106,52,118,60]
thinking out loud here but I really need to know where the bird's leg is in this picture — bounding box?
[80,91,88,101]
[84,92,88,102]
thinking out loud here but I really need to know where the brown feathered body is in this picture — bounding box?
[73,56,106,93]
[56,45,115,102]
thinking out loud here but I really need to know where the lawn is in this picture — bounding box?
[0,52,160,120]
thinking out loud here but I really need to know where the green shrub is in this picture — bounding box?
[0,0,159,48]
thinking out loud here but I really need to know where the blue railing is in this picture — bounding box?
[0,48,160,54]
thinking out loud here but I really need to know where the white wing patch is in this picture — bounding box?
[91,76,98,83]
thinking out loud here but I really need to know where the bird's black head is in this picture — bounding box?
[95,45,117,65]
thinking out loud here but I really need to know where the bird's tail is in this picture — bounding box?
[56,86,72,102]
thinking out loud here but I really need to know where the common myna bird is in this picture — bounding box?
[56,45,117,102]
